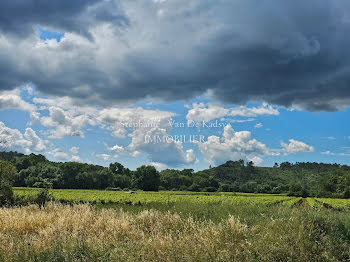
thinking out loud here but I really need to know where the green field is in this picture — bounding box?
[14,188,298,221]
[14,187,350,209]
[6,188,350,261]
[14,187,293,203]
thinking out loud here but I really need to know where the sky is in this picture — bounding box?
[1,0,350,170]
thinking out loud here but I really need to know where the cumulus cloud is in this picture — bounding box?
[0,86,194,167]
[23,128,50,152]
[186,103,279,122]
[0,87,40,123]
[151,162,168,171]
[128,125,198,167]
[186,103,230,123]
[0,88,35,112]
[71,155,81,162]
[254,123,263,129]
[39,106,96,138]
[48,148,69,160]
[1,1,350,110]
[0,89,99,139]
[107,144,124,152]
[194,124,271,165]
[98,107,175,138]
[321,151,350,156]
[98,106,196,166]
[32,95,178,141]
[0,121,50,153]
[96,153,111,161]
[281,139,314,154]
[226,118,256,124]
[107,144,125,158]
[70,146,79,154]
[130,151,140,157]
[185,149,197,164]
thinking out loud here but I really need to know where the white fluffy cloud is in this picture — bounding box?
[0,87,40,123]
[70,147,79,154]
[0,88,36,112]
[0,88,98,139]
[47,148,69,161]
[321,151,350,156]
[128,125,198,167]
[71,155,81,162]
[98,107,176,138]
[34,97,177,142]
[151,162,168,171]
[194,124,271,165]
[281,139,314,154]
[0,86,196,167]
[96,153,111,161]
[0,86,315,168]
[39,106,95,138]
[99,106,197,166]
[254,123,263,129]
[0,121,50,153]
[186,103,279,122]
[30,95,99,139]
[23,128,50,152]
[107,144,124,153]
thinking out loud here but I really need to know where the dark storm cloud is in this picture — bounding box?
[1,0,350,111]
[0,0,128,37]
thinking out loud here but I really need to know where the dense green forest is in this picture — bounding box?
[1,151,350,198]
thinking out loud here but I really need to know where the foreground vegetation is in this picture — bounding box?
[2,167,350,261]
[0,202,349,262]
[2,151,350,198]
[2,152,350,261]
[14,187,294,205]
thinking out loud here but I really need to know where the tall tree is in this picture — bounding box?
[132,165,160,191]
[0,160,16,205]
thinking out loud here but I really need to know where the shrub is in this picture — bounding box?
[34,187,53,207]
[33,179,53,207]
[0,160,16,206]
[202,187,217,192]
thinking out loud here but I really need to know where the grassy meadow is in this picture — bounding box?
[0,188,348,261]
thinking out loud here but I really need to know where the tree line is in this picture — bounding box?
[1,151,350,198]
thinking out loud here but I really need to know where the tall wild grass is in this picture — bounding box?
[0,203,349,261]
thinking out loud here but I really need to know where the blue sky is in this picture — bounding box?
[1,85,350,171]
[38,27,64,42]
[1,1,350,170]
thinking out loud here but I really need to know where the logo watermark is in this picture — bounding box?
[144,135,205,144]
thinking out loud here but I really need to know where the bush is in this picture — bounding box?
[344,188,350,199]
[179,185,189,191]
[202,187,217,192]
[33,179,53,188]
[0,183,14,205]
[34,187,53,207]
[219,184,232,192]
[0,160,16,206]
[32,179,53,206]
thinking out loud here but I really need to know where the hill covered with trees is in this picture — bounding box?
[1,151,350,198]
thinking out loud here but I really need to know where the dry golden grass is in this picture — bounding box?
[0,202,346,261]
